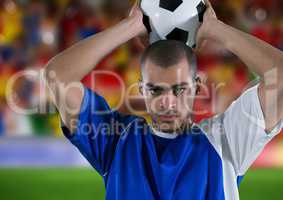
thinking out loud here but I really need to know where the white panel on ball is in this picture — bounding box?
[141,0,206,48]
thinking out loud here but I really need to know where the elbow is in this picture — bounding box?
[43,56,65,84]
[42,57,63,90]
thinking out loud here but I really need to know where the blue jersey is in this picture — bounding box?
[61,85,283,200]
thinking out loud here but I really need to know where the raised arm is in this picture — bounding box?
[197,0,283,132]
[43,4,146,133]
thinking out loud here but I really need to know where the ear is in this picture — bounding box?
[194,76,202,95]
[138,79,144,95]
[134,35,149,50]
[194,72,207,95]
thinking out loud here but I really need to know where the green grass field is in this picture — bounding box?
[0,168,283,200]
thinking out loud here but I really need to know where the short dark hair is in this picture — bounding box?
[140,40,197,79]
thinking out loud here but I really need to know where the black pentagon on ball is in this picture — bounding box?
[196,1,207,22]
[166,28,189,44]
[159,0,183,12]
[142,14,152,33]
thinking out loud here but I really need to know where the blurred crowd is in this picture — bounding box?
[0,0,282,137]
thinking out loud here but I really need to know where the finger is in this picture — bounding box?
[195,38,208,54]
[208,8,216,16]
[194,39,203,54]
[131,0,138,8]
[203,0,212,8]
[129,1,140,16]
[200,40,208,50]
[204,1,217,18]
[136,0,141,7]
[133,37,146,50]
[209,7,217,18]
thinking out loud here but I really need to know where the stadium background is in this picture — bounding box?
[0,0,282,199]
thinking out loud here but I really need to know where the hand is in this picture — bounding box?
[195,0,218,52]
[129,0,147,36]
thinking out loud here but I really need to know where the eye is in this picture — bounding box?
[173,87,186,96]
[149,87,164,96]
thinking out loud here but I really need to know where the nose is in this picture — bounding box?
[160,91,177,110]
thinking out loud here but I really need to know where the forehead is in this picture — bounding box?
[142,58,192,85]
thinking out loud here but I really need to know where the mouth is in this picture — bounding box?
[158,115,179,121]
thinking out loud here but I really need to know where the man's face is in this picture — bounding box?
[141,58,196,133]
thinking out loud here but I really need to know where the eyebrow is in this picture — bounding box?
[145,82,189,88]
[172,82,189,88]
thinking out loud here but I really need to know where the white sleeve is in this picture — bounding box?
[200,84,283,176]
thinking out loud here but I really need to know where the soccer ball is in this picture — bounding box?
[141,0,206,48]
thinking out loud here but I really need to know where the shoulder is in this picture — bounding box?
[115,114,149,137]
[196,115,225,137]
[189,123,218,145]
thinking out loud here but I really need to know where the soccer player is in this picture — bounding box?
[43,0,283,199]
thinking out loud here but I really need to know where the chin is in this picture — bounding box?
[159,127,174,133]
[159,124,182,133]
[152,116,184,132]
